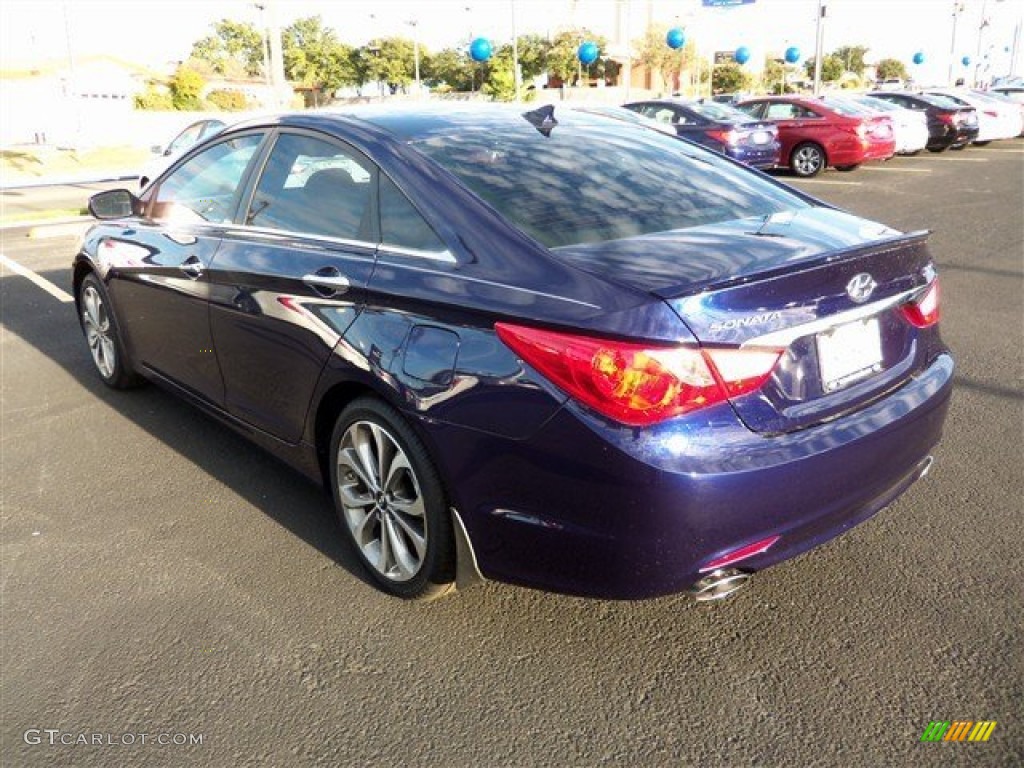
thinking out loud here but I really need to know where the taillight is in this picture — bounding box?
[495,323,782,426]
[937,112,955,125]
[901,280,940,328]
[706,128,739,146]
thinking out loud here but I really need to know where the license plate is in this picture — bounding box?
[751,131,771,145]
[817,317,883,392]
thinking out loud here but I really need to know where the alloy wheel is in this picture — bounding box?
[792,145,823,176]
[336,420,428,582]
[81,284,116,379]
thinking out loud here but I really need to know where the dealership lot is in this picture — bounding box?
[2,142,1022,766]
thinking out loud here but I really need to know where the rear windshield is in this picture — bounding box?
[690,101,751,122]
[412,111,807,248]
[825,99,872,116]
[919,93,965,110]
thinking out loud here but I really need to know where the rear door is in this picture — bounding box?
[207,129,379,441]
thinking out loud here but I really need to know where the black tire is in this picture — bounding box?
[329,397,455,600]
[835,164,860,172]
[950,142,968,151]
[903,149,923,156]
[77,273,143,389]
[927,145,949,153]
[972,140,990,146]
[789,142,825,177]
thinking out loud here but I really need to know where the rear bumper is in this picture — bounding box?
[428,353,953,599]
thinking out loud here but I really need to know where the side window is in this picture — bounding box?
[152,133,263,224]
[737,102,764,118]
[246,133,374,241]
[765,103,797,120]
[379,175,446,253]
[797,105,823,119]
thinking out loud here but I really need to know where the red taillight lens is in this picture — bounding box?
[495,323,781,426]
[937,112,955,125]
[706,128,739,146]
[901,280,940,328]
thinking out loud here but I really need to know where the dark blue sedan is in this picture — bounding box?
[76,106,951,601]
[623,98,781,168]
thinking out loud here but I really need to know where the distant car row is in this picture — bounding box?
[619,89,1022,177]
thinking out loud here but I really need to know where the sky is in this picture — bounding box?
[1,0,1021,85]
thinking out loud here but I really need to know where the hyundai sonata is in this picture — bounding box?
[76,105,952,601]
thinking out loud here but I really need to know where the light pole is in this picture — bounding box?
[812,0,826,96]
[253,3,271,87]
[511,0,521,102]
[405,20,421,97]
[947,1,964,86]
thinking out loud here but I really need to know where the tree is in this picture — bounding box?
[804,54,844,82]
[169,65,206,110]
[361,37,417,93]
[283,16,357,102]
[762,58,787,94]
[483,48,517,101]
[633,24,698,93]
[833,45,869,76]
[515,34,551,83]
[422,47,475,91]
[711,62,751,94]
[875,58,909,81]
[546,29,609,85]
[190,19,264,78]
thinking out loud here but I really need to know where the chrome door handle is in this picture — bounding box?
[180,255,203,279]
[302,271,350,295]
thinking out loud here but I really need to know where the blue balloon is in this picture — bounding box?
[469,37,492,63]
[784,46,801,64]
[734,46,751,65]
[912,51,925,65]
[961,55,971,66]
[666,27,686,50]
[578,41,599,65]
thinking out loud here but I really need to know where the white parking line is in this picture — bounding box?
[0,253,74,303]
[863,166,932,173]
[793,179,863,186]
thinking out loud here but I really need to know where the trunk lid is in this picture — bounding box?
[552,207,938,434]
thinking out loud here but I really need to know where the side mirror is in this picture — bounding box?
[89,189,138,220]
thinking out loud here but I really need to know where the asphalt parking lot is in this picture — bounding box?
[2,142,1022,767]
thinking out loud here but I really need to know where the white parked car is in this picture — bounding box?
[850,95,929,155]
[139,119,227,188]
[925,89,1023,144]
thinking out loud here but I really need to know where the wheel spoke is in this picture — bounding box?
[338,480,374,512]
[349,507,377,546]
[353,424,381,491]
[384,515,417,579]
[390,510,427,560]
[338,447,375,495]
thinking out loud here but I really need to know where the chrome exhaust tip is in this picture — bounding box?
[688,568,751,602]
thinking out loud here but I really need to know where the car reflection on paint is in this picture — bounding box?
[74,105,952,602]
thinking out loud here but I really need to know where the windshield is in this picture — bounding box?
[691,101,753,122]
[856,97,899,113]
[412,111,808,249]
[826,99,873,117]
[919,93,966,110]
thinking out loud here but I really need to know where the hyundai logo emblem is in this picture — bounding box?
[846,273,877,304]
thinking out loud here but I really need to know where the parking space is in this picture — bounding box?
[2,141,1022,766]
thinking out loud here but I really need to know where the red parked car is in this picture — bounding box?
[736,96,896,177]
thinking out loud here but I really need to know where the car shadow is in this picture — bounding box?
[1,266,377,591]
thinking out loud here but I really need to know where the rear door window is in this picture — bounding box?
[379,175,446,254]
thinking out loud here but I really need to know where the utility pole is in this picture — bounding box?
[813,0,826,96]
[947,1,964,86]
[406,20,421,98]
[512,0,521,102]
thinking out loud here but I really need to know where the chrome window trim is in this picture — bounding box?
[220,223,379,253]
[377,243,457,264]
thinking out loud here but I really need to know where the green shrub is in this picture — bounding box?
[134,88,174,110]
[206,89,249,111]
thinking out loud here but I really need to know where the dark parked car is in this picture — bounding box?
[623,99,781,168]
[867,91,978,152]
[737,96,896,176]
[76,106,952,602]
